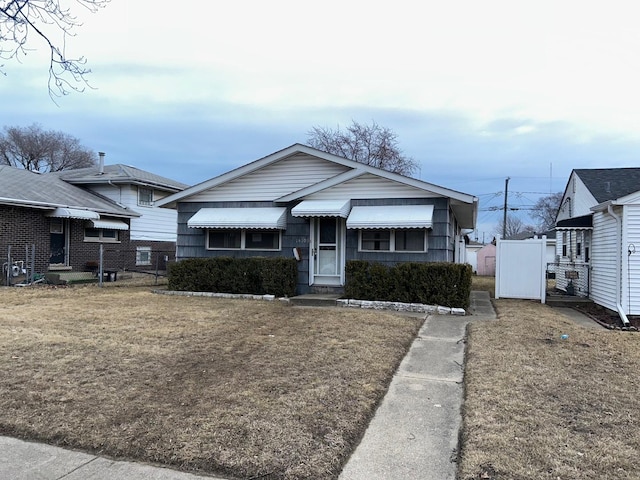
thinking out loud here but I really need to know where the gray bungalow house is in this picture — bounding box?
[157,144,478,295]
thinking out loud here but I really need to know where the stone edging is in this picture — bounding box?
[152,290,466,316]
[336,299,466,315]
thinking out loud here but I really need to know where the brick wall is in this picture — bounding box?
[0,204,139,275]
[1,205,51,274]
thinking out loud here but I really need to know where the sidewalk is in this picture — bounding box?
[1,291,497,480]
[339,291,496,480]
[0,435,223,480]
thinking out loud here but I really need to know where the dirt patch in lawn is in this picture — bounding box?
[0,285,423,480]
[458,298,640,480]
[573,302,640,330]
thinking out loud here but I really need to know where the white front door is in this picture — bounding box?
[310,217,345,286]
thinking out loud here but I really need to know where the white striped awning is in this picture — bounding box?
[187,207,287,229]
[346,205,434,229]
[88,219,129,230]
[291,199,351,218]
[46,207,99,220]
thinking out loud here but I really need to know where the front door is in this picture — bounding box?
[49,218,66,264]
[310,217,344,286]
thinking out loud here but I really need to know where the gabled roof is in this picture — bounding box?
[574,168,640,203]
[0,166,138,218]
[58,164,189,192]
[156,144,478,227]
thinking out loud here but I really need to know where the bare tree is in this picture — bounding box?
[307,120,419,176]
[0,123,96,171]
[0,0,110,97]
[531,192,563,231]
[495,216,536,239]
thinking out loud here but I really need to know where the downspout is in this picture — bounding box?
[606,205,631,326]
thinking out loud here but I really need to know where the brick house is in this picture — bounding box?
[1,162,187,283]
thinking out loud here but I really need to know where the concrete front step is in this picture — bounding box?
[290,294,342,307]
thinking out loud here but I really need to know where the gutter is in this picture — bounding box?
[606,205,631,327]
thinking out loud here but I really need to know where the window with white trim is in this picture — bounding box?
[207,229,281,250]
[84,228,120,242]
[138,187,153,206]
[359,229,428,252]
[136,246,152,266]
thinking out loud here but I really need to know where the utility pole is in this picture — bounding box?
[502,177,510,239]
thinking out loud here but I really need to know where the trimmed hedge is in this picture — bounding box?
[345,260,472,308]
[168,257,297,298]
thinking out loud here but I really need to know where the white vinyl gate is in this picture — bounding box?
[495,237,547,303]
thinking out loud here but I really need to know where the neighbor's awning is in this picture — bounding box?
[188,207,287,229]
[346,205,434,229]
[46,207,99,220]
[556,214,593,229]
[88,219,129,230]
[291,199,351,218]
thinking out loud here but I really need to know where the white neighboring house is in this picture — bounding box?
[556,167,640,320]
[465,240,484,273]
[59,160,189,267]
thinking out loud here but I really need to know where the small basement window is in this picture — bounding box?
[136,246,152,266]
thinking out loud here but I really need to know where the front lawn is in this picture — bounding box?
[0,286,422,479]
[459,298,640,480]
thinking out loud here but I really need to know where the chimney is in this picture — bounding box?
[98,152,105,174]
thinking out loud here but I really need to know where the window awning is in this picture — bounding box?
[346,205,434,229]
[187,207,287,229]
[556,214,592,229]
[88,219,129,230]
[291,199,351,218]
[46,207,99,220]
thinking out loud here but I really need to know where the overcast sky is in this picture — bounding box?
[3,0,640,240]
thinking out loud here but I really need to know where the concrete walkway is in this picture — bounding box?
[1,291,497,480]
[0,434,225,480]
[339,291,496,480]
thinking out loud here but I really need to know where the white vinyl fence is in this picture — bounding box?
[495,237,547,303]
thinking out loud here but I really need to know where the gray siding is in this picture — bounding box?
[346,198,451,265]
[176,198,454,295]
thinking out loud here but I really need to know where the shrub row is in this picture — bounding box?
[168,257,297,298]
[345,260,472,308]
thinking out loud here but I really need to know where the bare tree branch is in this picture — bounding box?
[531,192,563,231]
[307,120,419,176]
[0,0,109,99]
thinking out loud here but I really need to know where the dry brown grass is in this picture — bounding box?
[0,285,422,480]
[459,298,640,480]
[472,275,495,296]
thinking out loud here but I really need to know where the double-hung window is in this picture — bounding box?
[138,187,153,206]
[207,229,281,251]
[359,229,428,252]
[84,228,119,242]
